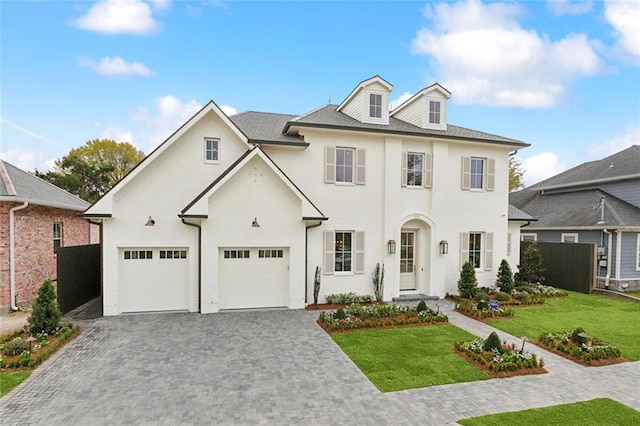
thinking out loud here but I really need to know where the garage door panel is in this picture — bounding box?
[219,247,289,310]
[119,248,189,313]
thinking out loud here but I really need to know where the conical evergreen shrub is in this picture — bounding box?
[28,279,61,335]
[457,261,478,298]
[495,259,514,292]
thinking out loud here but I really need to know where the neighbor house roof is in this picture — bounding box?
[283,105,528,147]
[0,159,90,211]
[534,145,640,190]
[508,204,535,222]
[511,189,640,229]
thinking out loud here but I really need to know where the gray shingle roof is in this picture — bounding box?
[229,111,308,146]
[510,189,640,228]
[534,145,640,189]
[286,105,529,147]
[508,204,535,221]
[0,159,90,211]
[230,105,529,148]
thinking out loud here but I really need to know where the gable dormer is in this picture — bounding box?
[390,83,451,131]
[336,76,393,125]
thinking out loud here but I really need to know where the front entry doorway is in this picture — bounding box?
[400,230,417,290]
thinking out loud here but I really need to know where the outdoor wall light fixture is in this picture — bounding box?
[145,216,155,226]
[251,217,260,228]
[387,240,396,255]
[439,240,449,255]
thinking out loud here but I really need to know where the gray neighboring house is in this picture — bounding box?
[510,145,640,291]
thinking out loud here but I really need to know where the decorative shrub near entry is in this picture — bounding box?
[318,303,448,332]
[455,299,515,320]
[454,334,545,375]
[325,293,373,305]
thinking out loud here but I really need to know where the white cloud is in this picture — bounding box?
[546,0,592,16]
[412,0,600,108]
[79,56,153,77]
[585,126,639,158]
[100,126,136,145]
[72,0,164,35]
[219,105,237,116]
[129,95,202,151]
[521,152,569,186]
[0,148,54,173]
[390,92,413,110]
[604,0,640,62]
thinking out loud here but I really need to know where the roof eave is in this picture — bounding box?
[536,173,640,192]
[0,196,89,212]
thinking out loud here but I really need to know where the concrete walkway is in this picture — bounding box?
[1,299,638,425]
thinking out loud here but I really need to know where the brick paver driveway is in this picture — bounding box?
[2,303,640,425]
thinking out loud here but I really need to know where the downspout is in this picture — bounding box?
[305,221,324,305]
[603,229,612,288]
[181,218,202,313]
[615,230,622,281]
[10,202,29,311]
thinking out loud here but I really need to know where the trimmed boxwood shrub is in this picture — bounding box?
[416,300,428,313]
[494,291,511,301]
[483,332,502,352]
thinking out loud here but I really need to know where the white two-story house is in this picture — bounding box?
[84,76,530,315]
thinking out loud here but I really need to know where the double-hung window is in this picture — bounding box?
[406,153,423,186]
[460,232,493,270]
[324,230,365,275]
[325,146,365,185]
[204,138,219,163]
[369,93,382,119]
[461,156,495,191]
[429,100,441,124]
[53,222,62,253]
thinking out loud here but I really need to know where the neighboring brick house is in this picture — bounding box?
[0,159,98,314]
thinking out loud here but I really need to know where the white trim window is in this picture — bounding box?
[429,100,441,124]
[53,222,62,253]
[460,232,493,270]
[561,233,579,243]
[204,138,219,163]
[636,233,640,271]
[521,233,537,242]
[401,152,433,188]
[461,157,495,191]
[325,146,365,185]
[324,230,364,275]
[369,93,382,119]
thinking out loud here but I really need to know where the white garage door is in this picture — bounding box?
[119,248,190,313]
[218,247,289,310]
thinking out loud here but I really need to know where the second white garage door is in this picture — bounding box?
[218,247,289,310]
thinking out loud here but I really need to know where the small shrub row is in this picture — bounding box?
[0,323,79,369]
[537,328,622,363]
[455,299,515,320]
[318,303,448,332]
[454,332,544,373]
[325,292,373,305]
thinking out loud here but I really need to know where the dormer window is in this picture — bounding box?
[429,101,441,125]
[369,93,382,119]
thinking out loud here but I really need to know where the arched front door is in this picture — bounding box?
[400,229,417,290]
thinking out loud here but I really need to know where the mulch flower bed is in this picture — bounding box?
[453,348,548,378]
[535,329,627,367]
[0,324,80,370]
[306,301,384,311]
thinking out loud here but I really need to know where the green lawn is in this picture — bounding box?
[0,371,30,397]
[486,291,640,360]
[331,325,489,392]
[458,398,640,425]
[626,290,640,298]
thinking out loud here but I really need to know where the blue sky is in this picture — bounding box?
[1,0,639,186]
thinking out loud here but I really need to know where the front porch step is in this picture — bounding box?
[392,293,440,302]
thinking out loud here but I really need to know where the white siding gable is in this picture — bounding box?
[391,83,451,131]
[337,76,392,125]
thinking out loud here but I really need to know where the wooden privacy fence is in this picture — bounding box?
[520,241,596,294]
[56,244,101,314]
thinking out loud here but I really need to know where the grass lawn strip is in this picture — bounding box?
[485,291,640,361]
[458,398,640,425]
[331,325,489,392]
[0,370,30,397]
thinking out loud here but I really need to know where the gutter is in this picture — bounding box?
[10,202,29,311]
[181,218,202,313]
[305,220,326,305]
[603,229,612,288]
[615,229,622,281]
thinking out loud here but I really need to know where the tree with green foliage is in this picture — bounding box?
[509,157,525,192]
[495,259,515,292]
[27,280,61,335]
[457,261,478,298]
[35,139,145,203]
[517,242,546,284]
